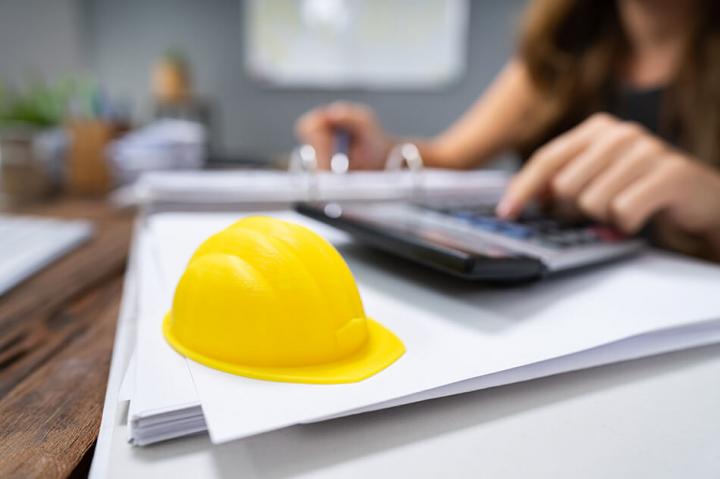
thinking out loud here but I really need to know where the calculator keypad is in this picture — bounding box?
[418,203,626,250]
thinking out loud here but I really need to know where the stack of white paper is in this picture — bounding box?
[119,211,720,446]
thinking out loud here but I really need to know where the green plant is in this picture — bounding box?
[0,77,91,129]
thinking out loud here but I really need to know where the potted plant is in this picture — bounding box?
[0,78,80,205]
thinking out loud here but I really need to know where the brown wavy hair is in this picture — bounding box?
[517,0,720,165]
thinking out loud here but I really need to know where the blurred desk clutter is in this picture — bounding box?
[108,119,206,185]
[0,49,216,208]
[151,51,212,134]
[0,78,120,297]
[0,128,65,205]
[67,119,128,195]
[0,214,93,296]
[0,77,130,204]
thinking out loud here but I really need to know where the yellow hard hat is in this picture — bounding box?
[162,216,405,384]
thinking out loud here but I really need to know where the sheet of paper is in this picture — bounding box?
[148,212,720,444]
[316,317,720,420]
[128,229,199,425]
[118,352,136,403]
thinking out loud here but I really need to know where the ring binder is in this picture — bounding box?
[290,142,426,200]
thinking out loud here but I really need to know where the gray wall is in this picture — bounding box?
[86,0,527,159]
[0,0,86,85]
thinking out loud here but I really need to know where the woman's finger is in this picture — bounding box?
[497,113,616,218]
[325,101,377,134]
[551,122,642,201]
[577,138,660,222]
[607,159,681,233]
[318,102,384,169]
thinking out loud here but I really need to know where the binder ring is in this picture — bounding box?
[289,144,318,173]
[290,144,320,200]
[385,142,424,199]
[385,143,424,172]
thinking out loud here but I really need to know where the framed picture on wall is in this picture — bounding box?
[244,0,469,90]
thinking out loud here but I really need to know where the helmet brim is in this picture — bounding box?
[163,315,406,384]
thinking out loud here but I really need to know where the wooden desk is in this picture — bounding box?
[0,198,133,478]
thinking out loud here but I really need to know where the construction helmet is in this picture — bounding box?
[163,216,405,384]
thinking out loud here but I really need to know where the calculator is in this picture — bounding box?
[295,200,645,283]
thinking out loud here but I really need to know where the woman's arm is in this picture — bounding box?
[418,60,543,169]
[295,60,544,170]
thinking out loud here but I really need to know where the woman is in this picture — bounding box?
[295,0,720,261]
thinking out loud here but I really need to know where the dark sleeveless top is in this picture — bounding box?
[520,84,678,162]
[606,85,678,145]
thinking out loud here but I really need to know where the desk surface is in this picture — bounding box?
[0,198,132,478]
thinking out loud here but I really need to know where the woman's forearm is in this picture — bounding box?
[412,60,544,169]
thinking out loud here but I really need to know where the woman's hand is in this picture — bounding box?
[294,102,393,170]
[293,61,549,170]
[496,113,720,254]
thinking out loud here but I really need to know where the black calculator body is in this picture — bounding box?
[295,200,645,283]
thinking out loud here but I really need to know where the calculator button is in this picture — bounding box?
[576,229,600,244]
[538,234,576,248]
[450,211,475,222]
[469,216,503,231]
[496,223,534,239]
[592,227,627,242]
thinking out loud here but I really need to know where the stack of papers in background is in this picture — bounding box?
[117,209,720,446]
[108,120,207,184]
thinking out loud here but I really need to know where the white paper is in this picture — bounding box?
[317,317,720,420]
[147,212,720,444]
[118,352,136,403]
[128,228,200,426]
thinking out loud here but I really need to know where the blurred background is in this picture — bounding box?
[0,0,525,203]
